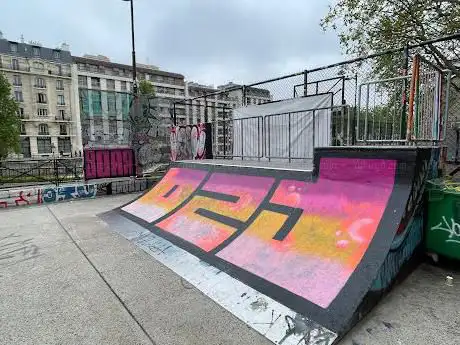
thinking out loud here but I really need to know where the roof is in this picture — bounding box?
[0,38,72,64]
[73,55,184,79]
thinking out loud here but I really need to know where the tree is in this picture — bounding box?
[138,79,156,96]
[0,73,20,159]
[321,0,460,77]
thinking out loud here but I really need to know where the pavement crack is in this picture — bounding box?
[46,206,157,345]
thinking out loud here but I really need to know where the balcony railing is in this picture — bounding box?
[34,84,47,89]
[55,115,72,121]
[2,65,31,72]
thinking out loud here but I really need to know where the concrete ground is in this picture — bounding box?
[0,195,459,345]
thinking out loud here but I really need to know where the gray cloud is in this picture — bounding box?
[1,0,342,85]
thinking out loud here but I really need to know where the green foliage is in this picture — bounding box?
[321,0,460,77]
[0,73,21,159]
[138,80,156,96]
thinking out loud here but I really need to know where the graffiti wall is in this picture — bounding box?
[122,158,397,315]
[130,96,171,173]
[170,123,213,161]
[84,148,135,180]
[0,184,96,208]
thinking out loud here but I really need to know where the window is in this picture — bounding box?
[20,138,31,158]
[17,107,24,117]
[91,90,102,115]
[78,76,87,87]
[37,93,47,103]
[120,81,127,91]
[121,94,131,119]
[10,43,18,52]
[59,124,67,135]
[109,120,117,135]
[58,137,71,153]
[35,77,46,88]
[53,50,61,59]
[37,108,48,117]
[106,79,115,90]
[57,95,65,105]
[57,65,62,76]
[91,77,100,88]
[37,137,52,154]
[13,75,21,86]
[12,59,19,70]
[38,124,49,135]
[56,80,64,90]
[14,91,23,102]
[20,123,26,135]
[58,109,65,120]
[107,92,117,112]
[79,90,89,117]
[33,47,40,57]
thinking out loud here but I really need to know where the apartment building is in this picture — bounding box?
[182,82,272,155]
[0,35,79,158]
[73,55,186,148]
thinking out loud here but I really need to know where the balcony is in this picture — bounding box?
[13,83,22,87]
[34,84,47,89]
[2,64,31,72]
[55,115,72,121]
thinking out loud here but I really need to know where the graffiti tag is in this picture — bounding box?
[431,216,460,245]
[0,184,96,209]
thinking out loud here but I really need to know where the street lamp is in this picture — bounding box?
[122,0,137,96]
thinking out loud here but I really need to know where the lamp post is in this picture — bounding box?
[122,0,137,96]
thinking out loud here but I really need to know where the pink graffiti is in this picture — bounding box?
[170,124,207,161]
[0,189,43,208]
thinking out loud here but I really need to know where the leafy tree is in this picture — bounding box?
[0,73,20,159]
[138,79,156,96]
[321,0,460,77]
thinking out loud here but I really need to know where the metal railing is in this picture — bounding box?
[0,158,83,188]
[357,75,410,143]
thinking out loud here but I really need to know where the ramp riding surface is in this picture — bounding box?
[101,147,435,345]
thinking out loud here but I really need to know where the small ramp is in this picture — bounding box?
[101,147,436,344]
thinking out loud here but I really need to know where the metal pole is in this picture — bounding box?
[400,44,409,140]
[304,70,308,97]
[123,0,137,96]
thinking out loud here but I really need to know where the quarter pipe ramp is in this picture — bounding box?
[101,147,436,345]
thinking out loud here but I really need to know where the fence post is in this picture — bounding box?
[304,70,308,97]
[173,103,177,126]
[204,96,208,123]
[223,104,227,157]
[400,44,410,140]
[288,113,291,163]
[53,157,59,187]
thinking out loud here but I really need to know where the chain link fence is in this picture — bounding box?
[172,34,460,161]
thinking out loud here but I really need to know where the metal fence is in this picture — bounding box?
[173,33,460,162]
[0,158,83,187]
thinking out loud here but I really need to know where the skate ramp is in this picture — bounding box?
[102,147,435,345]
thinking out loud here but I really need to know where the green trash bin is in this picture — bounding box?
[426,179,460,260]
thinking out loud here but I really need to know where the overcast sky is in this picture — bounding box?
[1,0,342,86]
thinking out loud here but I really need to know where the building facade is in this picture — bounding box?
[0,36,79,158]
[182,82,272,156]
[73,55,186,149]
